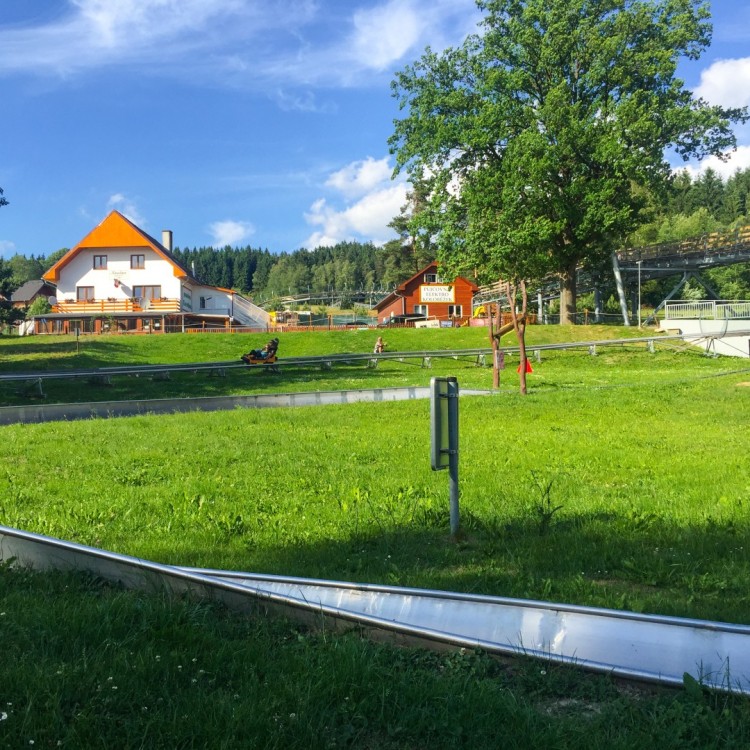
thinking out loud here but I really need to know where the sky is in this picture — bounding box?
[1,0,749,260]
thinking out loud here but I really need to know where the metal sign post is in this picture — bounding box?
[430,376,459,536]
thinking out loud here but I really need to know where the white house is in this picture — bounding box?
[38,210,269,334]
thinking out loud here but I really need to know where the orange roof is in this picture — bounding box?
[43,210,192,283]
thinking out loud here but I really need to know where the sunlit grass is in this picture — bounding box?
[1,328,750,747]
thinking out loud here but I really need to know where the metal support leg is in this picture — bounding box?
[649,272,690,324]
[594,288,602,323]
[612,253,630,326]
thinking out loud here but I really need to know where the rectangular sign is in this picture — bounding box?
[419,285,455,303]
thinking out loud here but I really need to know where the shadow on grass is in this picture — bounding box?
[137,508,750,626]
[0,356,489,407]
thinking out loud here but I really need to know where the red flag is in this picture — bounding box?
[516,359,533,374]
[114,278,120,288]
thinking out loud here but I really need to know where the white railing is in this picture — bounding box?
[665,301,750,320]
[231,294,271,327]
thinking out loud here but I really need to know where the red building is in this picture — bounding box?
[374,262,478,325]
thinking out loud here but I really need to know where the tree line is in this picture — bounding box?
[1,169,750,322]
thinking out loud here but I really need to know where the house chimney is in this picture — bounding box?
[162,230,173,252]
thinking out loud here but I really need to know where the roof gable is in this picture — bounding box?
[43,211,192,283]
[10,280,55,303]
[374,261,478,311]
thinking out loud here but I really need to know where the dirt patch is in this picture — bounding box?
[539,698,603,719]
[737,382,750,387]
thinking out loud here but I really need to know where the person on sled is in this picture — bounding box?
[242,337,279,363]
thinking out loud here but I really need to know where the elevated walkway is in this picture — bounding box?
[475,224,750,325]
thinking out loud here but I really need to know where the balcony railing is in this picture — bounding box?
[52,298,181,314]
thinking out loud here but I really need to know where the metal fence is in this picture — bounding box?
[664,301,750,320]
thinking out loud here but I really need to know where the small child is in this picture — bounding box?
[374,336,385,354]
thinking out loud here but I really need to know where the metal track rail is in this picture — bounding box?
[2,330,749,385]
[2,525,749,695]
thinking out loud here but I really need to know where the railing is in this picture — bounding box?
[619,224,750,263]
[52,298,182,314]
[664,300,750,320]
[231,295,271,327]
[138,298,181,312]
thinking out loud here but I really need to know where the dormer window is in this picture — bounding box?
[93,255,107,270]
[131,254,145,269]
[424,273,444,283]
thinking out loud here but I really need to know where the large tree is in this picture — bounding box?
[390,0,747,326]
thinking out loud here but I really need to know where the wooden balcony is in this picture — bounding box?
[51,298,181,315]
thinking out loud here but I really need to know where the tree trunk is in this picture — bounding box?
[489,305,500,389]
[559,260,577,325]
[505,280,528,396]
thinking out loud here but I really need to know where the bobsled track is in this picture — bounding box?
[2,329,750,387]
[2,524,750,696]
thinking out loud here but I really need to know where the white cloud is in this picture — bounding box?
[325,157,393,199]
[693,57,750,109]
[350,0,423,72]
[304,158,408,247]
[209,219,255,247]
[0,240,17,258]
[0,0,479,90]
[107,193,145,226]
[0,0,315,77]
[273,89,336,114]
[678,144,750,180]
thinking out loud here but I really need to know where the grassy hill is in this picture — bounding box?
[1,325,749,747]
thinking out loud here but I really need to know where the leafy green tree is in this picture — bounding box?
[390,0,748,329]
[690,168,725,219]
[0,258,13,298]
[7,254,44,288]
[656,207,720,243]
[27,296,52,316]
[43,248,69,271]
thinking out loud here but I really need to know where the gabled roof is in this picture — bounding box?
[11,279,56,303]
[42,210,195,284]
[374,261,478,311]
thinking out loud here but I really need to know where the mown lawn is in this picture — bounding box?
[1,326,749,748]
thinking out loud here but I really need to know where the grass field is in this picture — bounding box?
[1,325,749,747]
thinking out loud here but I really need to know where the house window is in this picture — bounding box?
[424,273,444,283]
[131,254,145,269]
[76,286,95,301]
[414,304,428,316]
[199,296,212,310]
[133,285,161,300]
[448,305,463,317]
[93,255,107,270]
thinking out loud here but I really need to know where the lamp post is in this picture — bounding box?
[637,260,642,328]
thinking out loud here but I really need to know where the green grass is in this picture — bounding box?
[0,324,734,406]
[1,326,750,747]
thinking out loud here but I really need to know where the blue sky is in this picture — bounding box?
[1,0,749,260]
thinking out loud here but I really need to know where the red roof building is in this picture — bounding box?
[373,262,478,326]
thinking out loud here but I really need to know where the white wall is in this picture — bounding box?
[189,284,234,315]
[659,318,750,358]
[56,247,182,301]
